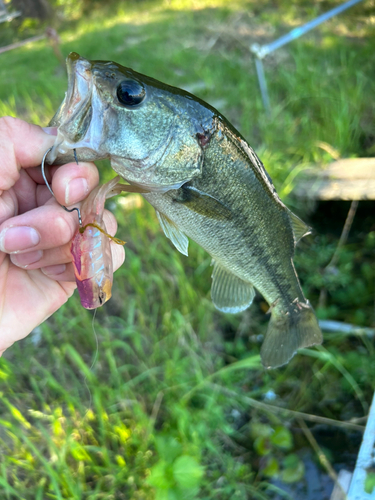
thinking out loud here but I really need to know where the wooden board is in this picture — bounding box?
[294,158,375,201]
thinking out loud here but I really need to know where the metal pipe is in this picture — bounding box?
[250,0,365,113]
[254,57,271,115]
[347,391,375,499]
[251,0,364,59]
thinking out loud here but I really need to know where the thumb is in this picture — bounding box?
[0,117,57,192]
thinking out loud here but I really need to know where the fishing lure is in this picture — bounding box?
[41,149,144,309]
[70,176,126,309]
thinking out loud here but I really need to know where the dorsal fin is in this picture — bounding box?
[288,210,311,245]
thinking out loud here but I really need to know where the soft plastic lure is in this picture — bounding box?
[70,176,148,309]
[70,176,126,309]
[41,149,146,310]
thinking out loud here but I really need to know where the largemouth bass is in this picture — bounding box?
[48,52,322,368]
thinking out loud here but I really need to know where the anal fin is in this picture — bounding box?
[156,211,189,256]
[211,262,255,313]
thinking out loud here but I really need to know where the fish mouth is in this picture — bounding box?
[47,53,197,192]
[48,52,104,164]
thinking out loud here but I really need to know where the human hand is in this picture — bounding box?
[0,117,125,356]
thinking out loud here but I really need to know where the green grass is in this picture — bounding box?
[1,0,375,498]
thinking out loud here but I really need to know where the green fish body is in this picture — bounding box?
[49,53,323,368]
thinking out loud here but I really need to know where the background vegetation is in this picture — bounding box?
[0,0,374,498]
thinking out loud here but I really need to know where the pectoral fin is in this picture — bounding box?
[173,185,232,221]
[211,262,255,313]
[109,183,150,197]
[156,211,189,256]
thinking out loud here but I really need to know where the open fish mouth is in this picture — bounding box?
[47,52,202,191]
[48,53,104,165]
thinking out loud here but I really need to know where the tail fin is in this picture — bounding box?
[260,301,322,369]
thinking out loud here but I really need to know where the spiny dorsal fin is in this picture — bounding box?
[288,210,311,245]
[211,261,255,313]
[156,211,189,256]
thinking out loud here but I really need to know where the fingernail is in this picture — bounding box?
[42,127,58,136]
[0,226,40,253]
[65,177,88,205]
[42,264,66,276]
[11,250,43,268]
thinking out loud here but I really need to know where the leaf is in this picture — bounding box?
[147,460,172,489]
[155,490,182,500]
[365,472,375,494]
[0,477,20,496]
[155,490,169,500]
[263,457,279,478]
[270,426,293,450]
[0,367,10,381]
[215,355,262,375]
[70,443,92,462]
[174,486,200,499]
[254,436,271,456]
[280,454,305,483]
[250,423,274,439]
[2,400,31,430]
[155,437,182,462]
[172,455,204,489]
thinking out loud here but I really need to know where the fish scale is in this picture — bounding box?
[145,123,301,307]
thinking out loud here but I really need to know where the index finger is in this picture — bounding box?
[0,117,56,192]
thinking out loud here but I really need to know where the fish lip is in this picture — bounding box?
[59,52,92,126]
[64,53,93,136]
[49,53,95,162]
[65,53,79,113]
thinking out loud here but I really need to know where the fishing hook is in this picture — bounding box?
[41,147,83,226]
[73,148,79,165]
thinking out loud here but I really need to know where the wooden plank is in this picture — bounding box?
[319,158,375,179]
[294,158,375,200]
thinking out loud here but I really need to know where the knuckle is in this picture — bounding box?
[0,117,22,191]
[0,116,18,135]
[0,117,27,144]
[0,191,18,225]
[54,214,76,243]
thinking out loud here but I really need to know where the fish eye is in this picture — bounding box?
[116,79,146,107]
